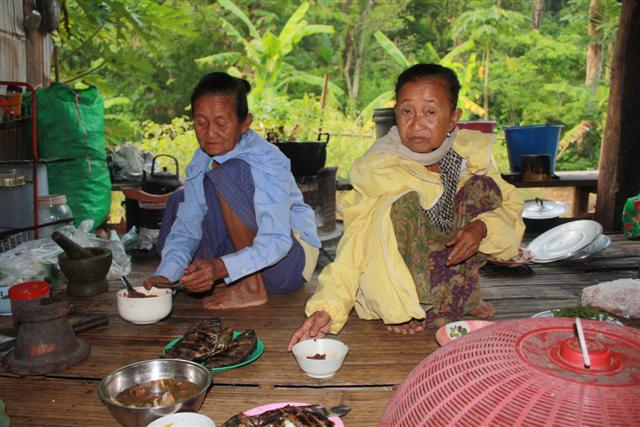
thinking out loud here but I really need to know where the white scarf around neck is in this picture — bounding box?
[368,126,457,166]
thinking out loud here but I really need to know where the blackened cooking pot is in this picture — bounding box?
[268,132,329,177]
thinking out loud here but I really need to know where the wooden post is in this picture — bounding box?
[595,0,640,231]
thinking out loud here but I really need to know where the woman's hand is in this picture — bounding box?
[181,259,218,293]
[445,220,487,266]
[287,311,332,351]
[143,275,171,290]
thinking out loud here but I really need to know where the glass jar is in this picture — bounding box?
[38,194,73,238]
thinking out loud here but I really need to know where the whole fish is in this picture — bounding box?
[162,317,233,363]
[221,404,351,427]
[207,329,258,368]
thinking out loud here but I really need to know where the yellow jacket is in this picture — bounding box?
[306,129,525,333]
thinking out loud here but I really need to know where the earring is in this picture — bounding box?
[447,131,452,137]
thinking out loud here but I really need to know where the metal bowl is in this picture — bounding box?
[98,359,212,427]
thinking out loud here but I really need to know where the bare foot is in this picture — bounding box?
[385,320,425,335]
[202,279,268,310]
[470,299,495,318]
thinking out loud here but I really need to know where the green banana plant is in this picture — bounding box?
[361,30,484,122]
[195,0,341,102]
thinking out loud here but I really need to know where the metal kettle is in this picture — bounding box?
[141,154,182,195]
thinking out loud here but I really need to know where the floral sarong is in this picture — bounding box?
[390,175,502,329]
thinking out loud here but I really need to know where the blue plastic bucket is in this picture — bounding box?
[504,124,563,173]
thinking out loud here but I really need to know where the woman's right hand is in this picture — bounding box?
[143,275,171,290]
[287,311,332,351]
[181,259,217,293]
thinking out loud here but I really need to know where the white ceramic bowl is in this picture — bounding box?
[292,338,349,378]
[147,412,216,427]
[116,286,172,324]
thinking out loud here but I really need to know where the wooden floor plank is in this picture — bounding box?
[1,232,638,425]
[0,377,392,427]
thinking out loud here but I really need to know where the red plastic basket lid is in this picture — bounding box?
[8,281,50,300]
[381,318,640,427]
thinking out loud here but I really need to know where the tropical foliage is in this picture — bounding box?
[53,0,621,178]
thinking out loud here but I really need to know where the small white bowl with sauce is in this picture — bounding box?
[292,338,349,378]
[116,286,172,324]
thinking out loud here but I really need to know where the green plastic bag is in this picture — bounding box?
[0,399,9,427]
[35,83,111,228]
[622,195,640,240]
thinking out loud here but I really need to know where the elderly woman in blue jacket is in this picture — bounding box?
[145,72,320,310]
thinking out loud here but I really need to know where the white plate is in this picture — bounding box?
[523,199,568,220]
[532,310,623,325]
[570,234,611,260]
[147,412,215,427]
[527,220,602,262]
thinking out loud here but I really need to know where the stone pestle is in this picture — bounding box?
[51,231,94,260]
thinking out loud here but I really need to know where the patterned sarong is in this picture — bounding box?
[157,158,305,294]
[390,175,502,329]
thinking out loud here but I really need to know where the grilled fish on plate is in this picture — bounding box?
[207,329,258,368]
[162,317,233,363]
[221,404,350,427]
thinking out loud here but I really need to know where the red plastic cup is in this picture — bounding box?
[8,281,50,326]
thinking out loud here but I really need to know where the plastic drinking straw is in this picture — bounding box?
[575,317,591,368]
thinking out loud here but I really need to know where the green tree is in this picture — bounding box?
[195,0,339,103]
[361,30,484,121]
[450,5,527,118]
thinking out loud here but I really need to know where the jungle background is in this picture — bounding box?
[52,0,620,218]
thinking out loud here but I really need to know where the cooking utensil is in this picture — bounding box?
[0,315,108,353]
[153,279,181,289]
[120,276,146,298]
[4,298,91,375]
[522,198,568,220]
[382,318,640,426]
[268,132,329,177]
[575,318,591,368]
[98,359,212,427]
[141,154,181,195]
[521,154,552,181]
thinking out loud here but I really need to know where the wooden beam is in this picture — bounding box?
[596,0,640,231]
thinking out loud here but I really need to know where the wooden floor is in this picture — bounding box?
[1,233,639,426]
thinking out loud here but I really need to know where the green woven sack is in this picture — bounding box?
[35,83,110,228]
[622,194,640,240]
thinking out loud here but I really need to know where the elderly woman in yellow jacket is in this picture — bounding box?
[288,64,524,348]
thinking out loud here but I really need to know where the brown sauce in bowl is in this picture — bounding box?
[115,378,199,408]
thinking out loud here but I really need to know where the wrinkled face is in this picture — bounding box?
[193,93,252,156]
[395,78,461,153]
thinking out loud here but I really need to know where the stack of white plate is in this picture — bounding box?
[526,220,611,263]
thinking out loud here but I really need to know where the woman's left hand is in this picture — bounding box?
[181,259,218,293]
[445,220,487,266]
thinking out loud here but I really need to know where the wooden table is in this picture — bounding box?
[1,234,638,426]
[341,171,599,218]
[505,170,598,217]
